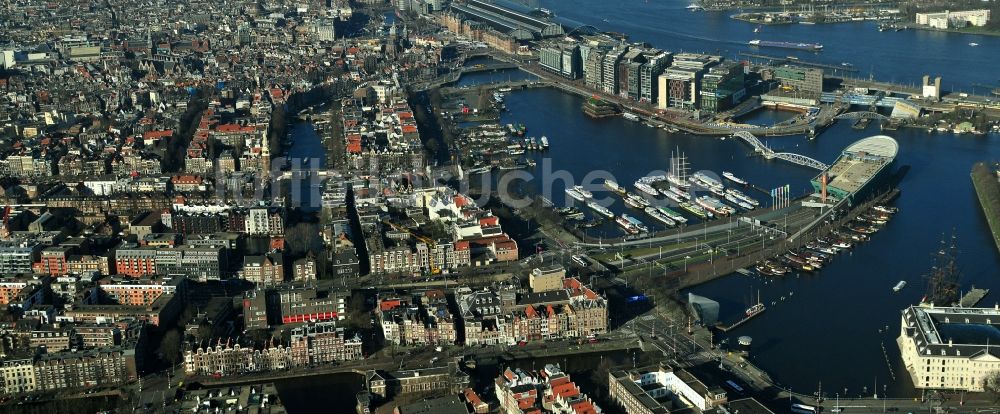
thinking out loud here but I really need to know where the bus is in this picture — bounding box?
[790,403,818,414]
[724,380,744,393]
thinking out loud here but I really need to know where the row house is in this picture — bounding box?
[288,322,363,365]
[377,293,456,346]
[496,365,602,414]
[184,324,362,377]
[31,346,137,392]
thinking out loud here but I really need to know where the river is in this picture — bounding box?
[542,0,998,93]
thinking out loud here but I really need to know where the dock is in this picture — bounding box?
[717,309,765,333]
[957,287,990,308]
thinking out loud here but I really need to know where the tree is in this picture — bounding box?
[985,370,1000,401]
[158,329,182,366]
[285,222,323,257]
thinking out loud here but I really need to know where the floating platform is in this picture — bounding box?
[956,287,990,308]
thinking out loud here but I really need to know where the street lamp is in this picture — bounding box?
[684,255,691,272]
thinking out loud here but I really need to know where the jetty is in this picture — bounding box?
[717,308,765,333]
[957,287,990,308]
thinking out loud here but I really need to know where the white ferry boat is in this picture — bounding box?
[565,187,586,202]
[634,182,659,196]
[604,179,625,194]
[722,171,747,185]
[587,201,614,218]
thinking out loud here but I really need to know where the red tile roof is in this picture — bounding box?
[142,130,173,141]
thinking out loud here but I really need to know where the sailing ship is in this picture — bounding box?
[920,234,961,307]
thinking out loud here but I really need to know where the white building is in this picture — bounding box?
[916,10,990,29]
[0,359,37,394]
[1,50,14,69]
[608,365,727,413]
[898,305,1000,391]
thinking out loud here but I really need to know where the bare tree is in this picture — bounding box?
[985,370,1000,402]
[158,329,182,366]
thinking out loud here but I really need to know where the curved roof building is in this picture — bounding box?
[450,0,564,41]
[811,134,899,202]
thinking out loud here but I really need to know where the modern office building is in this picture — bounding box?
[699,61,746,114]
[601,48,627,95]
[773,65,823,94]
[539,42,581,79]
[640,52,672,104]
[659,68,700,110]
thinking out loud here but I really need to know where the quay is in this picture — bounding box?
[971,162,1000,255]
[957,287,990,308]
[739,52,858,73]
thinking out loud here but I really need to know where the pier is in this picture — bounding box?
[717,309,765,333]
[957,287,990,307]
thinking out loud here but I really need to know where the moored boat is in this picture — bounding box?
[679,201,712,219]
[634,182,659,196]
[616,215,639,234]
[565,187,586,202]
[644,207,677,227]
[623,213,649,233]
[657,206,688,224]
[587,201,614,218]
[696,195,735,216]
[604,179,625,194]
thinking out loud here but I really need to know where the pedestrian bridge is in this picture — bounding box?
[732,131,829,171]
[834,111,889,121]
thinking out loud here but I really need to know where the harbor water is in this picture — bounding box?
[487,85,1000,396]
[475,0,1000,395]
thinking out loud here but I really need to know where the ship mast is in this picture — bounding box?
[923,233,961,307]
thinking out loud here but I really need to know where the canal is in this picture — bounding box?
[285,121,327,211]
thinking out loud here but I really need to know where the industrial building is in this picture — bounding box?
[450,0,564,41]
[898,305,1000,391]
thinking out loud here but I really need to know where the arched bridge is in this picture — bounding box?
[834,111,889,121]
[732,131,830,171]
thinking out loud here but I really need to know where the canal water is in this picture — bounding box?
[286,121,327,211]
[540,0,999,94]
